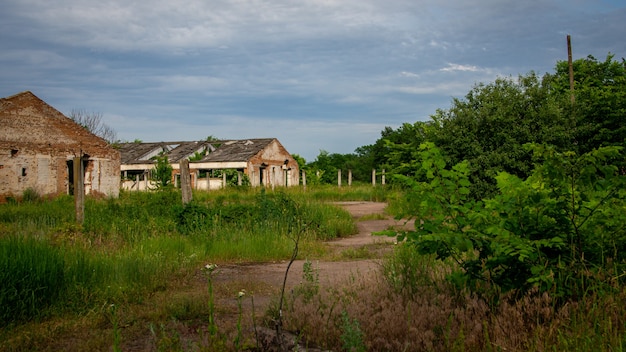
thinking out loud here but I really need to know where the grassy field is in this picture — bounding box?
[1,185,625,351]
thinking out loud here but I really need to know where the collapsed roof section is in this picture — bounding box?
[118,138,278,167]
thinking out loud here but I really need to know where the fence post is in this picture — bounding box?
[348,169,352,186]
[180,159,193,204]
[382,169,386,185]
[338,169,342,188]
[372,169,376,186]
[73,156,84,224]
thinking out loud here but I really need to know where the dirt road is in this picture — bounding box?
[210,201,413,316]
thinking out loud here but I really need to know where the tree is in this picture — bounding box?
[549,54,626,155]
[151,153,173,189]
[426,73,572,199]
[291,154,306,172]
[68,109,117,143]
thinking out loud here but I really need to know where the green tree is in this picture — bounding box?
[427,73,572,199]
[549,54,626,154]
[151,153,173,189]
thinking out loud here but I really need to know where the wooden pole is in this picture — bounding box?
[567,34,575,104]
[73,156,84,224]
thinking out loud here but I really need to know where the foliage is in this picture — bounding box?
[307,149,373,184]
[388,142,626,300]
[549,54,626,155]
[151,153,173,189]
[340,310,366,352]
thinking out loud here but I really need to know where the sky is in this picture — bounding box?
[1,1,625,162]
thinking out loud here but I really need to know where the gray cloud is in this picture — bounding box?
[1,0,624,161]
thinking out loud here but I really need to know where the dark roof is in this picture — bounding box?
[118,138,276,165]
[200,138,275,162]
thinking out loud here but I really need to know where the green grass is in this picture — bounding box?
[0,186,364,328]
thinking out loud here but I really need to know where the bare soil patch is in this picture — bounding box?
[211,201,412,307]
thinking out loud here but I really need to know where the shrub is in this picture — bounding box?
[387,142,626,301]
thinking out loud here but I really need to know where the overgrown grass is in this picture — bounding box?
[286,243,626,351]
[0,187,359,330]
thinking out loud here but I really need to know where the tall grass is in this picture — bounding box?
[286,243,626,351]
[0,236,65,325]
[0,187,360,327]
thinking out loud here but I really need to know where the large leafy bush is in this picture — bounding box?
[390,142,626,300]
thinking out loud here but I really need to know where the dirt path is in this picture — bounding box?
[210,201,413,315]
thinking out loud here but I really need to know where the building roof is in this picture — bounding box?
[118,138,277,165]
[0,91,118,158]
[117,141,215,164]
[200,138,276,163]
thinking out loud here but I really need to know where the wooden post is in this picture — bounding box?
[237,171,242,186]
[222,172,227,189]
[567,34,575,104]
[180,159,192,204]
[73,156,84,224]
[372,169,376,186]
[338,169,342,188]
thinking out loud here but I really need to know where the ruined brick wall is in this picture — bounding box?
[1,91,120,200]
[247,139,299,187]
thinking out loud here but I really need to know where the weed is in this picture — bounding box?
[340,310,366,352]
[235,289,246,351]
[202,263,219,336]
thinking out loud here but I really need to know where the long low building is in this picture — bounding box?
[118,138,300,190]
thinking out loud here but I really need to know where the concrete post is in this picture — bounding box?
[180,159,192,204]
[372,169,376,186]
[338,169,342,188]
[348,169,352,186]
[382,169,386,185]
[73,156,84,224]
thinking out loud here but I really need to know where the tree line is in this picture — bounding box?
[301,54,626,198]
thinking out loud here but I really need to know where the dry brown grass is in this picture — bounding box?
[283,268,626,352]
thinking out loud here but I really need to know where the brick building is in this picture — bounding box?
[0,91,120,200]
[119,138,299,190]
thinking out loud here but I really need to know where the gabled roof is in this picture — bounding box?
[118,139,276,165]
[200,138,276,162]
[117,141,215,164]
[0,91,117,158]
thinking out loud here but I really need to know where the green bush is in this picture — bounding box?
[389,142,626,301]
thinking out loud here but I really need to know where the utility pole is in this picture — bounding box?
[567,34,575,104]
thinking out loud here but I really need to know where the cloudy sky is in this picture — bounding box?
[1,0,624,161]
